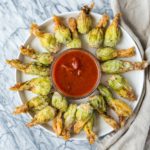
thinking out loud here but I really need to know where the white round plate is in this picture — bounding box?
[17,11,145,140]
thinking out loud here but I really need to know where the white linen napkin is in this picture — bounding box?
[96,0,150,149]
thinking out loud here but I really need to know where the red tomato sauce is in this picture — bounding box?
[52,49,100,98]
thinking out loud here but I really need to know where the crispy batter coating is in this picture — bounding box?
[51,92,68,136]
[101,60,148,74]
[20,46,53,65]
[53,16,71,44]
[96,47,135,61]
[98,84,132,126]
[52,111,63,136]
[26,106,56,127]
[74,103,93,134]
[77,3,94,34]
[84,114,96,144]
[101,114,119,129]
[86,14,109,48]
[30,23,60,53]
[62,104,77,140]
[104,13,121,47]
[13,95,51,114]
[108,75,136,100]
[66,17,81,48]
[10,77,51,95]
[52,92,68,112]
[89,95,119,129]
[6,59,50,76]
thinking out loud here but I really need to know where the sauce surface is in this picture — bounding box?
[52,49,100,98]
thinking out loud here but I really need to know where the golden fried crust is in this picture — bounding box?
[13,104,28,115]
[74,121,86,134]
[117,47,135,58]
[101,114,119,130]
[87,132,97,144]
[61,129,71,140]
[68,17,77,32]
[26,118,38,127]
[52,111,63,136]
[20,46,36,58]
[10,82,29,91]
[119,116,127,127]
[30,23,43,37]
[53,16,62,27]
[97,14,109,28]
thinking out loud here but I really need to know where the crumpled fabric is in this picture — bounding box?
[96,0,150,149]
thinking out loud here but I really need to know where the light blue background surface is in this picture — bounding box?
[0,0,149,150]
